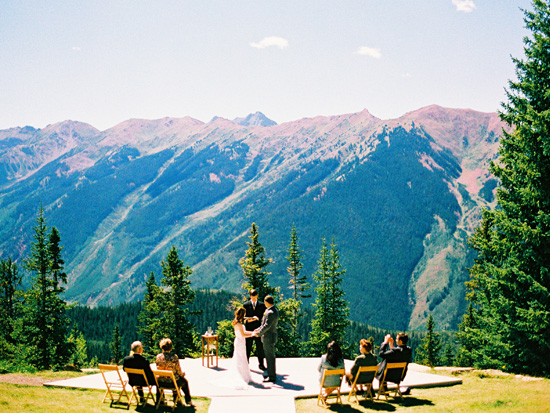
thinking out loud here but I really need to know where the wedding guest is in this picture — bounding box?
[346,339,377,385]
[318,341,345,401]
[376,333,412,392]
[156,338,193,407]
[123,341,156,404]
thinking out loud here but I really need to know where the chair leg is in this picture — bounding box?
[155,389,165,410]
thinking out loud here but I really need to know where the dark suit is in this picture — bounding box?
[243,299,266,366]
[123,353,156,401]
[376,343,412,384]
[256,305,279,381]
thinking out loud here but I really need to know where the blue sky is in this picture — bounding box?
[0,1,531,130]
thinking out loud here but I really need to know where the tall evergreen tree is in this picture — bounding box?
[160,246,197,357]
[23,206,69,369]
[137,272,163,358]
[308,239,350,355]
[48,226,71,367]
[285,225,309,349]
[110,323,123,364]
[239,223,275,300]
[0,258,21,357]
[463,0,550,377]
[287,224,310,301]
[416,314,441,368]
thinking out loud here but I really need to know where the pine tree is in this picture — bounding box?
[0,258,21,357]
[160,246,197,357]
[442,341,455,367]
[49,227,67,292]
[67,324,88,369]
[48,226,70,367]
[239,223,275,300]
[464,0,550,376]
[287,224,310,301]
[456,303,482,367]
[416,314,441,368]
[308,239,350,356]
[275,298,302,357]
[137,272,163,358]
[23,206,69,369]
[285,225,310,350]
[110,323,123,364]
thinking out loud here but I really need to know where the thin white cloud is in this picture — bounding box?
[72,46,81,51]
[249,36,288,50]
[452,0,476,13]
[355,46,382,59]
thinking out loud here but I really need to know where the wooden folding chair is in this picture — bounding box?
[98,363,131,405]
[348,365,378,403]
[152,369,184,410]
[377,362,408,400]
[124,367,154,406]
[317,368,345,407]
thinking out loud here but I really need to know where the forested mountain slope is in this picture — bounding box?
[0,106,504,330]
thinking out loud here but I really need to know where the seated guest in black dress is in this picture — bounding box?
[123,341,156,403]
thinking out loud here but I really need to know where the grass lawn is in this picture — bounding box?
[1,370,549,412]
[295,371,550,413]
[0,371,210,413]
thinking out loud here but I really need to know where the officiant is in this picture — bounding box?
[243,289,266,371]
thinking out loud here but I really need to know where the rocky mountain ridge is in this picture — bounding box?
[0,106,505,330]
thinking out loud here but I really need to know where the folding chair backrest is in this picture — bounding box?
[320,368,345,388]
[124,367,152,387]
[383,362,408,383]
[355,365,378,385]
[153,369,178,388]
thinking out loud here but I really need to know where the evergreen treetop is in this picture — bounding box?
[239,223,275,300]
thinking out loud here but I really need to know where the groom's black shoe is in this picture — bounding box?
[263,377,276,383]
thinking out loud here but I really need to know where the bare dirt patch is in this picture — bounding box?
[0,373,80,386]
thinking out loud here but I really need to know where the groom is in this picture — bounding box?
[243,289,266,370]
[253,295,279,383]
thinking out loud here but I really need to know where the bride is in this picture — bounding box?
[214,307,254,389]
[231,307,254,386]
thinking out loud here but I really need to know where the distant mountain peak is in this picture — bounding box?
[233,112,277,127]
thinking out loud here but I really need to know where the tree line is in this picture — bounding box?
[0,206,486,373]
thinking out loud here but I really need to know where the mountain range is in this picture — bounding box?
[0,105,505,331]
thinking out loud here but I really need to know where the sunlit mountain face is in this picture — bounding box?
[0,105,505,331]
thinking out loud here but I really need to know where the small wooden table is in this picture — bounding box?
[201,334,219,368]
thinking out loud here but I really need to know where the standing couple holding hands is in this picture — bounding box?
[218,289,279,389]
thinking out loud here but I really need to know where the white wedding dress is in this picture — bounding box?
[213,323,252,390]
